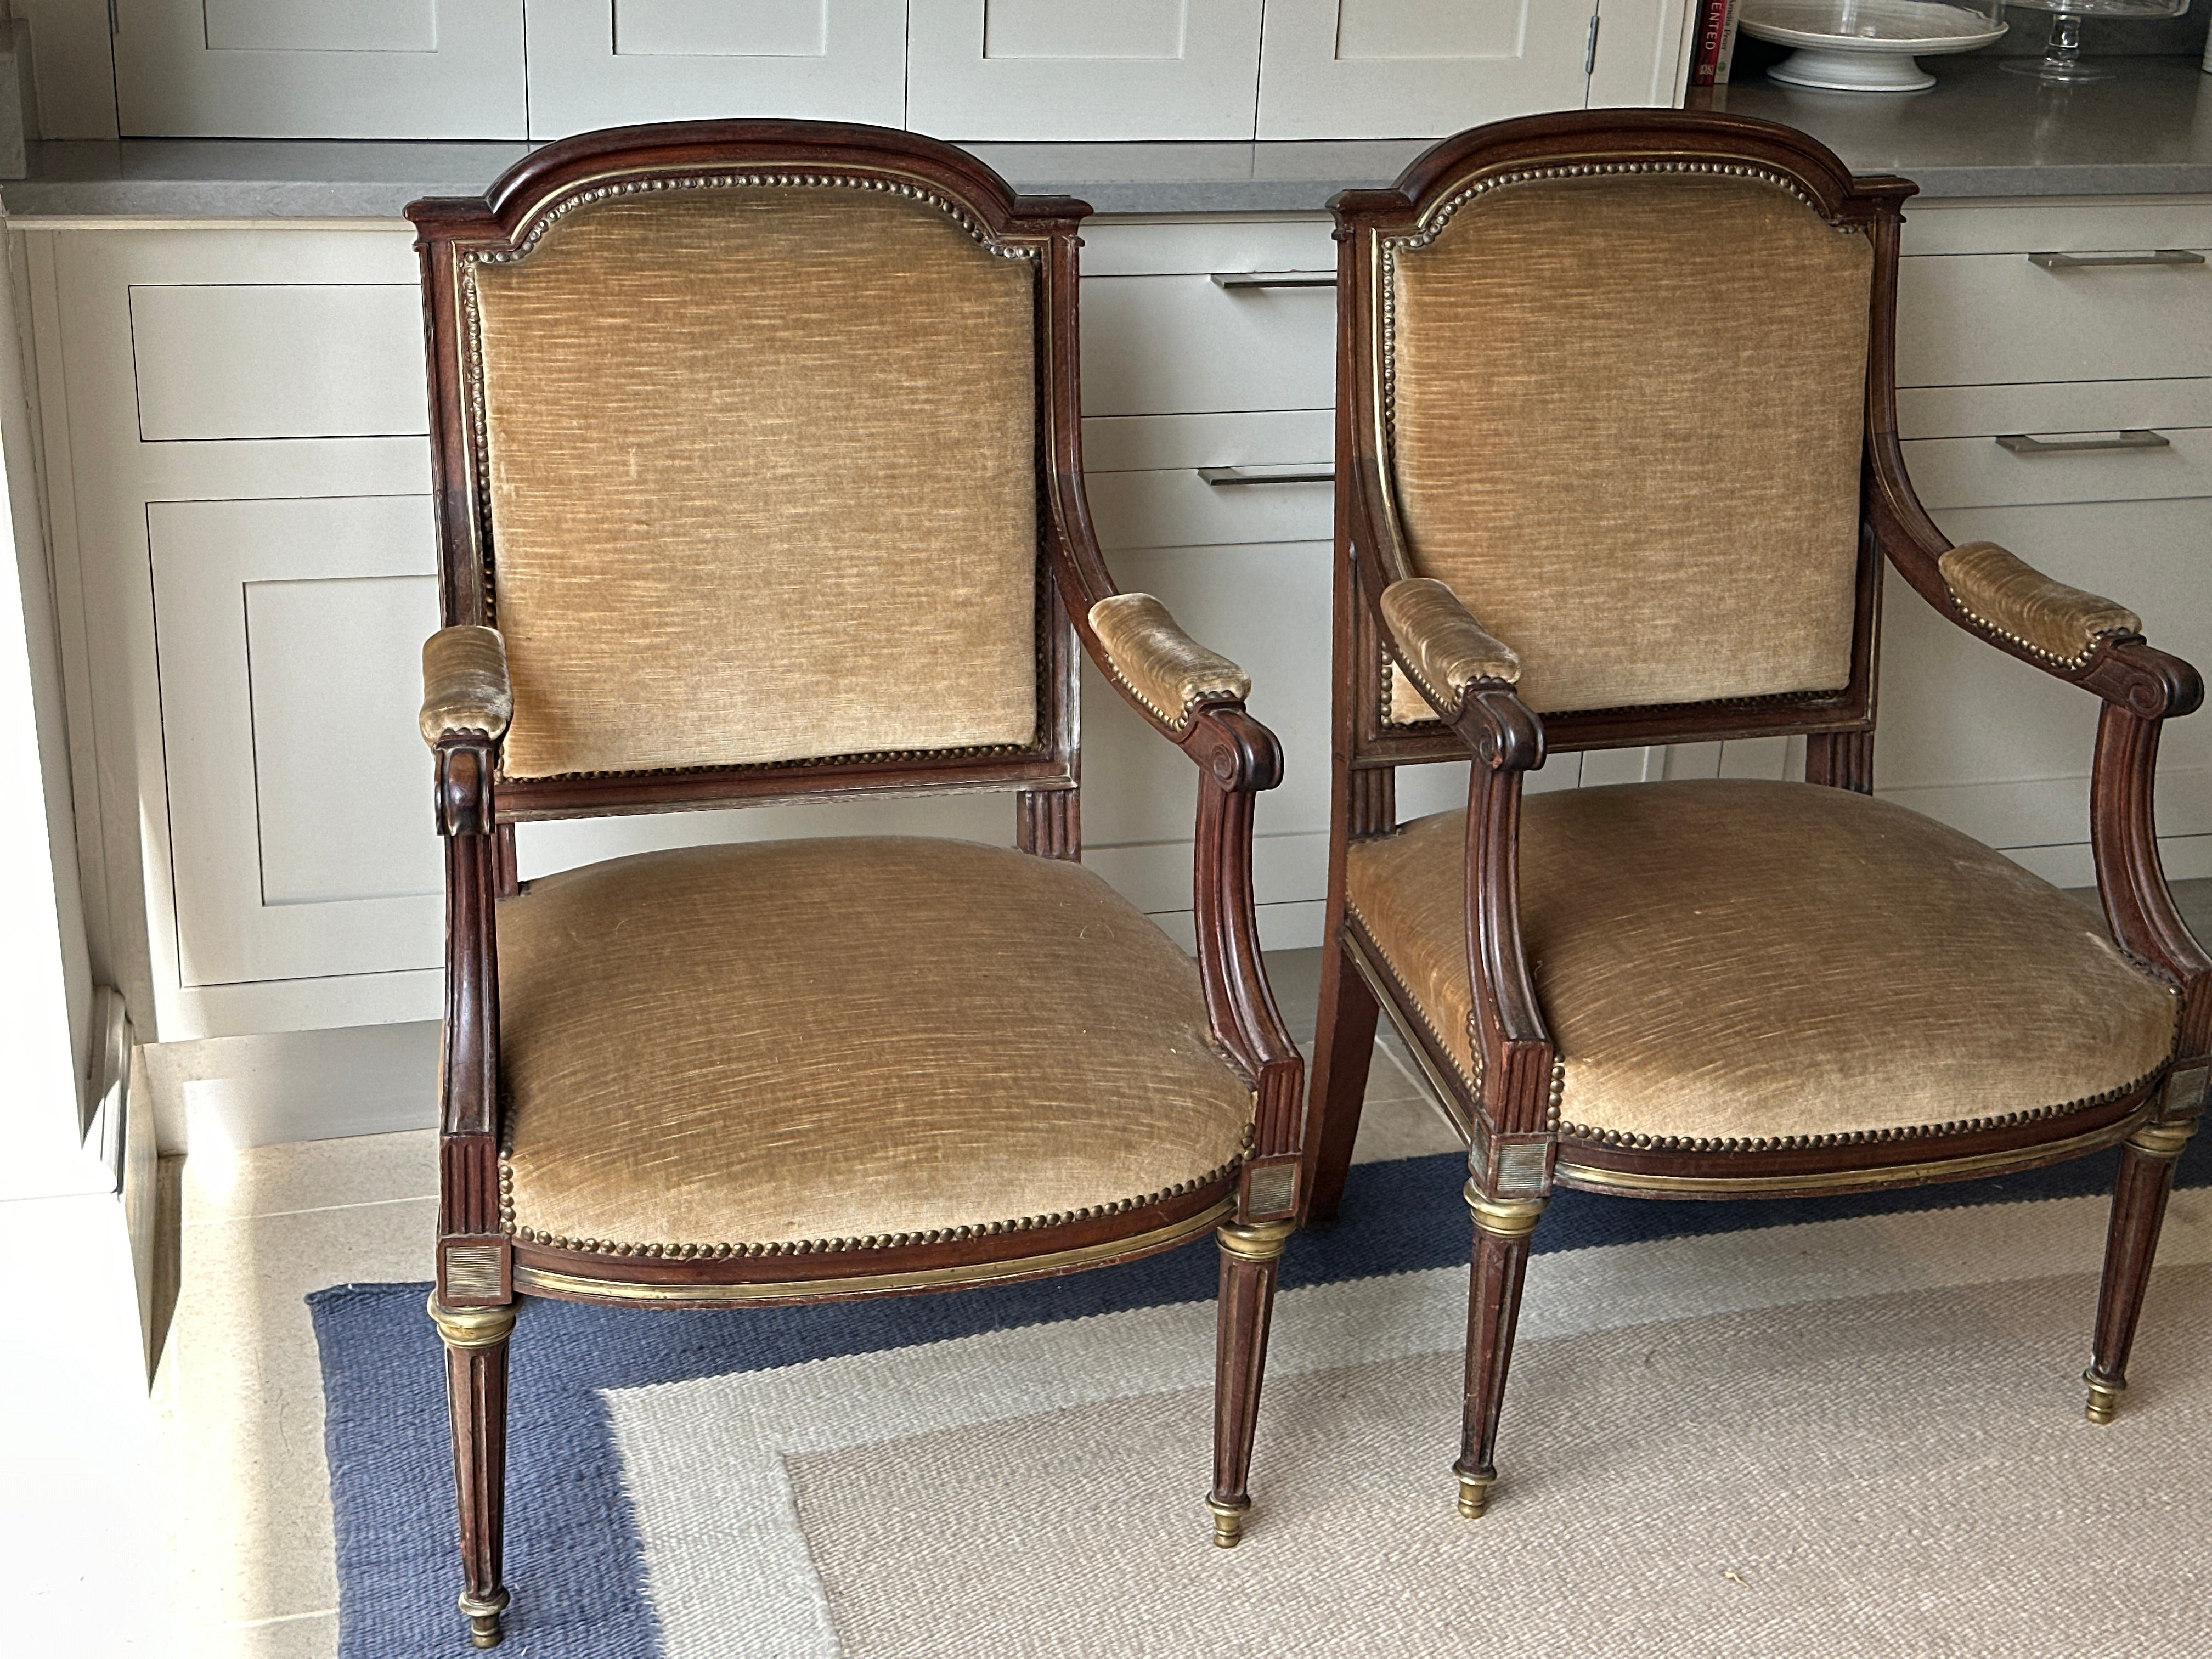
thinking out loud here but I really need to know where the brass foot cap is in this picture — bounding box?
[1457,1468,1498,1520]
[2083,1369,2125,1425]
[460,1588,509,1649]
[1207,1496,1251,1549]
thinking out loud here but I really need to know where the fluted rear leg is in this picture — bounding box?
[1302,941,1381,1224]
[1209,1219,1294,1547]
[2086,1118,2196,1422]
[429,1294,518,1648]
[1456,1188,1546,1518]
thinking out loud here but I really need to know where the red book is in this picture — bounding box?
[1688,0,1741,88]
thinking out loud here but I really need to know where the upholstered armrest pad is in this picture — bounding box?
[420,625,514,747]
[1938,541,2140,666]
[1088,593,1251,731]
[1379,578,1520,718]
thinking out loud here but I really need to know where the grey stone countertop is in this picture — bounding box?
[3,55,2207,222]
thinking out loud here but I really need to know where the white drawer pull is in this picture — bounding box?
[1199,466,1334,486]
[1994,430,2172,455]
[2026,250,2206,270]
[1209,270,1336,289]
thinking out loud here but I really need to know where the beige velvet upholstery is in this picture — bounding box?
[1346,781,2176,1148]
[1939,541,2141,665]
[1385,172,1871,716]
[420,625,513,746]
[1088,592,1251,730]
[1379,578,1520,721]
[471,186,1041,778]
[497,837,1255,1252]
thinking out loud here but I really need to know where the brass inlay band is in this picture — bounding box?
[1556,1108,2151,1196]
[1216,1218,1296,1262]
[515,1199,1235,1305]
[1465,1183,1546,1239]
[2128,1118,2198,1160]
[427,1293,518,1349]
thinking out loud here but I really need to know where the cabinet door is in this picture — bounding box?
[524,0,906,138]
[1257,0,1599,140]
[907,0,1263,141]
[112,0,527,139]
[150,496,445,986]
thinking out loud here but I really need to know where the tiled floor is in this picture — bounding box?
[153,947,1458,1658]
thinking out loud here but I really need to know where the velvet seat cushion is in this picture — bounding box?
[1345,781,2178,1150]
[496,837,1255,1255]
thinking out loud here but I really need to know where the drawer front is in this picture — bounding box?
[1083,410,1332,550]
[1905,430,2212,511]
[129,283,428,441]
[1898,378,2212,442]
[1897,250,2212,388]
[1081,259,1337,416]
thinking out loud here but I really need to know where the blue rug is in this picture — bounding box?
[312,1137,2209,1658]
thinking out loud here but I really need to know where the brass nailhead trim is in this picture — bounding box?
[500,1150,1250,1259]
[1556,1060,2174,1154]
[1943,595,2129,670]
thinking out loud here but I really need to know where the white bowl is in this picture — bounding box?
[1738,0,2007,92]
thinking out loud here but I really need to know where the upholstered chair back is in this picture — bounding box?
[1380,168,1873,724]
[466,183,1041,779]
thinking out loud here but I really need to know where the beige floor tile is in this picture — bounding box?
[184,1128,438,1223]
[161,1195,435,1629]
[183,1611,338,1659]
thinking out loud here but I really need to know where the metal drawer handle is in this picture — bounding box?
[2026,250,2206,270]
[1210,270,1336,289]
[1199,466,1334,486]
[1994,430,2172,455]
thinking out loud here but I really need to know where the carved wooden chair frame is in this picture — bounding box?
[1304,109,2210,1518]
[409,122,1304,1647]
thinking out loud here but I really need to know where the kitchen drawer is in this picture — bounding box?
[1904,430,2212,512]
[1082,410,1332,550]
[129,283,428,442]
[1897,248,2212,388]
[1081,240,1338,416]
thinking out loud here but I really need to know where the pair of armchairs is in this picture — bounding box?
[409,115,2206,1648]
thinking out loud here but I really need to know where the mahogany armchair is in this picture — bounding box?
[1305,111,2209,1520]
[407,123,1304,1648]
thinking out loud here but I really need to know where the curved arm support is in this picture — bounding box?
[1457,691,1556,1142]
[1183,709,1304,1173]
[2092,703,2212,1056]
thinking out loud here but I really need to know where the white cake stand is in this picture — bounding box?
[1737,1,2007,93]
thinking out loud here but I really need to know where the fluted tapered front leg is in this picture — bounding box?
[1209,1219,1294,1547]
[2086,1117,2196,1422]
[1456,1187,1545,1518]
[430,1294,518,1649]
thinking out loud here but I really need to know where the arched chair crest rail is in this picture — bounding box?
[1303,109,2210,1521]
[407,121,1305,1649]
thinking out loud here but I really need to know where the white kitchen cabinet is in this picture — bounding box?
[112,0,528,139]
[908,0,1265,141]
[523,0,907,139]
[1880,199,2212,888]
[1256,0,1604,139]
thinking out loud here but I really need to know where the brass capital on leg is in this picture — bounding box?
[427,1291,518,1349]
[459,1588,510,1650]
[1216,1218,1296,1263]
[2126,1118,2198,1161]
[1464,1182,1547,1240]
